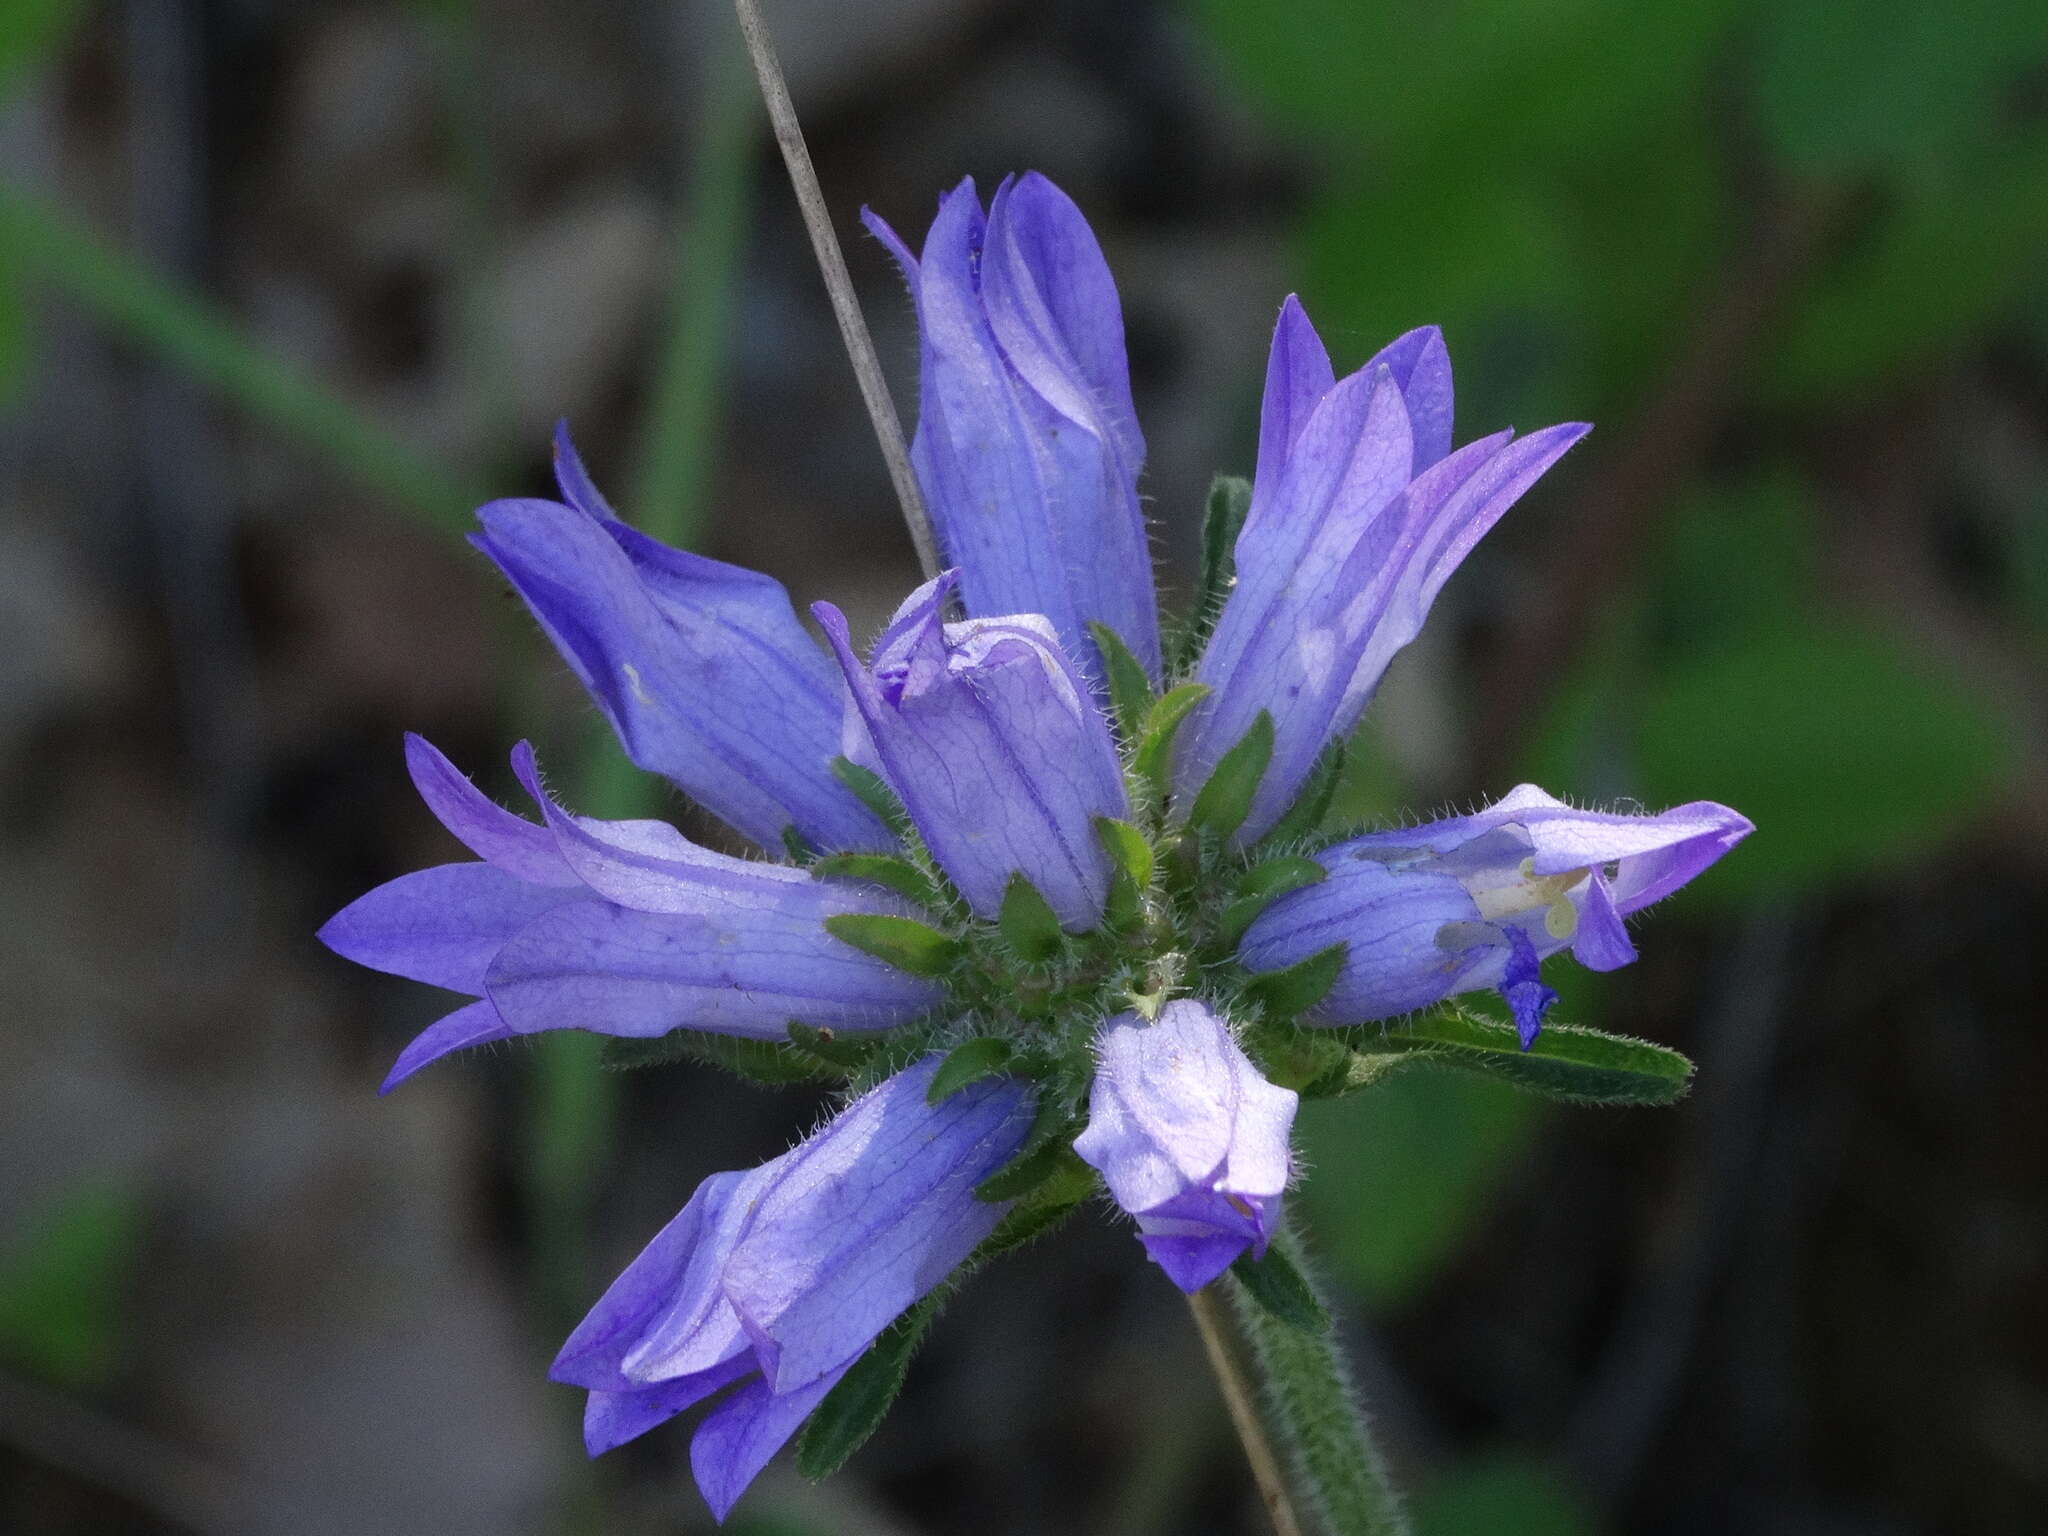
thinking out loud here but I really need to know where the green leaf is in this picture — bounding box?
[1767,145,2048,403]
[811,853,941,910]
[785,1021,880,1070]
[1240,940,1346,1019]
[926,1037,1017,1104]
[1631,619,2016,893]
[1131,683,1211,793]
[997,873,1064,964]
[603,1029,838,1084]
[0,0,85,97]
[1229,1242,1330,1334]
[1754,0,2038,175]
[1187,710,1274,844]
[1088,620,1155,743]
[1339,1007,1695,1107]
[779,825,819,865]
[1297,1073,1538,1307]
[795,1299,938,1479]
[1216,855,1327,950]
[830,756,910,837]
[1260,732,1349,848]
[1410,1452,1594,1536]
[823,913,962,977]
[0,1176,143,1390]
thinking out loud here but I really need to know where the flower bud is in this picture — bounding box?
[1075,1000,1298,1292]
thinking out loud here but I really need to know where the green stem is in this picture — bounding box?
[632,43,756,549]
[0,183,480,527]
[1210,1227,1411,1536]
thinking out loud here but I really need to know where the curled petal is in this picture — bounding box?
[553,1169,764,1393]
[507,741,818,915]
[1569,873,1637,972]
[1178,366,1415,838]
[404,733,576,885]
[1334,786,1754,916]
[1074,1001,1299,1292]
[550,420,621,523]
[1365,324,1454,473]
[580,1359,753,1458]
[379,999,517,1094]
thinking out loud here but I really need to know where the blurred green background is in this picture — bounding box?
[1,1,2042,1532]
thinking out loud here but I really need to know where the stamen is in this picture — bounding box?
[1543,899,1578,940]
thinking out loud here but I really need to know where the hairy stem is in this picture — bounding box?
[1221,1227,1412,1536]
[730,0,941,579]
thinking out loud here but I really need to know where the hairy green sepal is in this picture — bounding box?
[811,852,942,910]
[785,1020,880,1070]
[795,1297,936,1479]
[1241,940,1347,1019]
[1331,1006,1697,1106]
[602,1029,840,1084]
[1172,473,1253,673]
[1131,683,1210,798]
[831,755,910,836]
[823,913,962,977]
[1095,816,1154,933]
[1260,733,1348,848]
[1088,620,1155,743]
[997,874,1065,964]
[1230,1241,1330,1334]
[926,1037,1017,1103]
[1187,710,1274,844]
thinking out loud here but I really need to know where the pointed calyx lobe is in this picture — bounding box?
[1074,1000,1299,1292]
[863,173,1159,683]
[471,427,889,855]
[552,1055,1034,1520]
[816,572,1129,932]
[1237,786,1752,1047]
[316,736,940,1091]
[1175,297,1590,847]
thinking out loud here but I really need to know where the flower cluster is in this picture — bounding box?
[322,172,1749,1519]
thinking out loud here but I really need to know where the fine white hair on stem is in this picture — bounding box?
[730,0,942,582]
